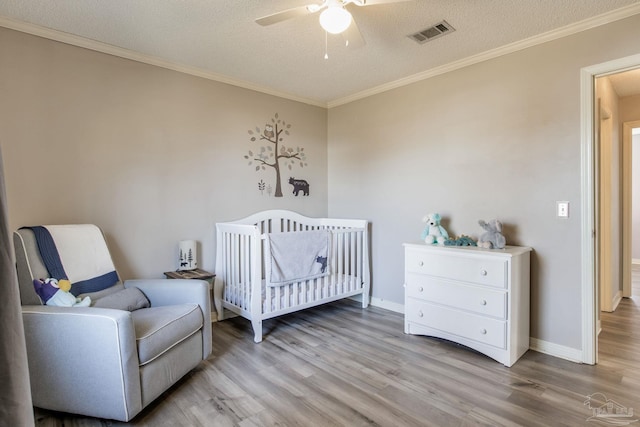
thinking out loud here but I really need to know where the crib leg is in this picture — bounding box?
[361,287,370,308]
[251,319,263,343]
[213,278,224,321]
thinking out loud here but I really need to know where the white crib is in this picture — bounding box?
[213,210,370,342]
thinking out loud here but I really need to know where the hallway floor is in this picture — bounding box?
[597,264,640,414]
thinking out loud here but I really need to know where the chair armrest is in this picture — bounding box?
[21,305,142,421]
[124,279,209,309]
[124,279,212,359]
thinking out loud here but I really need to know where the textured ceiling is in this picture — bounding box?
[1,0,640,106]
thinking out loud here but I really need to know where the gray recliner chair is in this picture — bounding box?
[13,225,212,421]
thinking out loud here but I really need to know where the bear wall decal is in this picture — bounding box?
[288,177,310,196]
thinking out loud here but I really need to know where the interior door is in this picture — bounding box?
[599,103,614,312]
[622,121,640,298]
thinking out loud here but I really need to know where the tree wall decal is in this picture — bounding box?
[187,248,194,268]
[244,113,307,197]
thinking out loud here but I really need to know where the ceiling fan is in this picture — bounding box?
[256,0,411,49]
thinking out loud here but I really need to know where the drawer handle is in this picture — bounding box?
[418,310,424,318]
[418,261,424,267]
[480,328,487,335]
[418,286,424,292]
[481,299,487,306]
[480,269,488,276]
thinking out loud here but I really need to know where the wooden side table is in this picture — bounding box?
[164,268,216,322]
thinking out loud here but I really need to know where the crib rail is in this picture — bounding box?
[214,210,370,342]
[213,223,261,319]
[260,227,366,315]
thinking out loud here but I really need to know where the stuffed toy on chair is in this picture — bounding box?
[33,278,91,307]
[477,219,506,249]
[421,213,449,245]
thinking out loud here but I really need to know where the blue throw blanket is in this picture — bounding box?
[27,226,67,281]
[22,225,119,296]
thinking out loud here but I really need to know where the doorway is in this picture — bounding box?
[581,54,640,365]
[623,123,640,299]
[595,94,617,314]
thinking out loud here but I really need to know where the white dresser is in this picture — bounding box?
[404,243,531,367]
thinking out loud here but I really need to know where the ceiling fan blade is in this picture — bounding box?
[342,18,365,48]
[255,6,314,26]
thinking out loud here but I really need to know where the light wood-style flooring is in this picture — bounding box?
[34,278,640,426]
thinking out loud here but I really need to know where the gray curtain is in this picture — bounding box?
[0,148,34,426]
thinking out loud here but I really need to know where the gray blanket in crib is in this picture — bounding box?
[267,230,330,286]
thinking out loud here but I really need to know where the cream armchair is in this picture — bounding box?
[13,225,211,421]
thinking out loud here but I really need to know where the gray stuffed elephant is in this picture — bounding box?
[477,219,506,249]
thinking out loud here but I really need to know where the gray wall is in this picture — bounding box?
[3,13,640,354]
[0,27,328,280]
[327,14,640,351]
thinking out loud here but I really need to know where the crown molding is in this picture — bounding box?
[2,3,640,110]
[0,15,326,108]
[327,3,640,108]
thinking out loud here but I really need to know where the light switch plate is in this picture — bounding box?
[557,201,569,218]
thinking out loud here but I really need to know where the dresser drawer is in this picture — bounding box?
[405,249,507,288]
[406,298,506,349]
[406,274,507,319]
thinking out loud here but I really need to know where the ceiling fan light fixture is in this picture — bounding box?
[319,7,352,34]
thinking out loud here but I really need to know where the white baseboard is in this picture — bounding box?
[529,337,583,363]
[369,297,405,314]
[349,295,405,313]
[612,290,622,311]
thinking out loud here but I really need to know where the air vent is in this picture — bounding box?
[408,20,455,44]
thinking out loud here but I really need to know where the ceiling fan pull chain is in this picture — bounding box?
[324,30,329,59]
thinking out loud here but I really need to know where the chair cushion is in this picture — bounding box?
[131,304,203,366]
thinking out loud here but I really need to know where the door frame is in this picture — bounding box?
[581,53,640,365]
